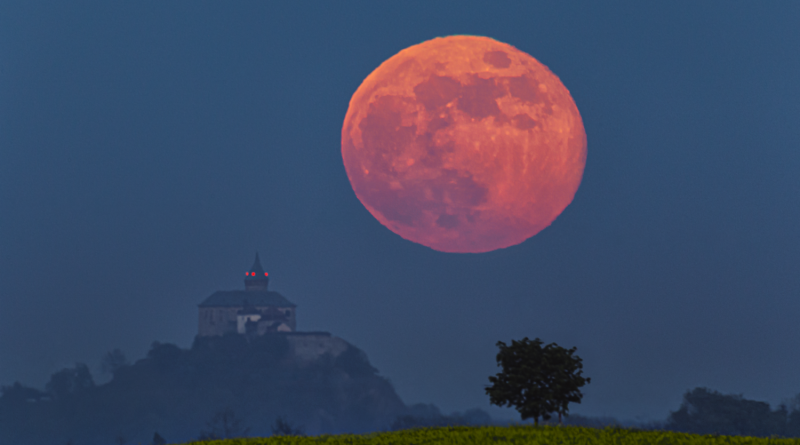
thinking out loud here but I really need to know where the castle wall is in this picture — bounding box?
[198,307,238,337]
[198,306,296,337]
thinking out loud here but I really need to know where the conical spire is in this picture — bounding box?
[244,253,269,291]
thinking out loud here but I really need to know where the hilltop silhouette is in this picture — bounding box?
[0,333,409,444]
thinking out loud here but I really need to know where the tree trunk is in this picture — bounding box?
[559,412,562,424]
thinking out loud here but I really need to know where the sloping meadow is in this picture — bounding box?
[183,425,800,445]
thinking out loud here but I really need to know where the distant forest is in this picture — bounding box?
[2,334,800,444]
[0,334,488,445]
[559,387,800,438]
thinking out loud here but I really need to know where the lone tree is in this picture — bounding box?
[271,416,304,436]
[199,407,250,440]
[101,348,129,377]
[485,337,590,425]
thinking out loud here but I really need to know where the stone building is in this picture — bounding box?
[198,254,297,337]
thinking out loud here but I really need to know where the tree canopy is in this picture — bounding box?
[0,334,407,444]
[485,337,590,425]
[666,387,792,437]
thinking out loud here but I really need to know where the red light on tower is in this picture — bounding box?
[264,272,268,276]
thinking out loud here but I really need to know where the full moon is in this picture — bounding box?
[341,36,587,253]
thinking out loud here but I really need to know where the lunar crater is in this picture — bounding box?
[483,50,511,68]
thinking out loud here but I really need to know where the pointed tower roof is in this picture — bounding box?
[249,253,265,275]
[244,253,269,291]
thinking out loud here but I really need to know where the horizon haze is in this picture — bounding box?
[1,1,799,425]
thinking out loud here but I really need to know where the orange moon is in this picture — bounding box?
[341,36,587,253]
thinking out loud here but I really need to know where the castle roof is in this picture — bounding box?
[198,290,296,308]
[237,301,262,315]
[244,253,270,291]
[246,253,268,281]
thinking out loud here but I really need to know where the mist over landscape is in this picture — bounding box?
[1,2,800,444]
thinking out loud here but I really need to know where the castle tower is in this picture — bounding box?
[245,253,269,291]
[197,253,296,337]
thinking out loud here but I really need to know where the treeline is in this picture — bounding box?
[663,387,800,438]
[0,334,415,445]
[3,336,799,443]
[548,387,800,438]
[381,387,800,439]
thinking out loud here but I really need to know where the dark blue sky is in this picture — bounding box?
[1,1,799,422]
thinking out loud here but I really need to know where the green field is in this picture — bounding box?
[182,425,800,445]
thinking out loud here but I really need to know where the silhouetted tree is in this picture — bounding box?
[780,393,800,437]
[666,387,787,437]
[45,363,95,400]
[485,337,590,425]
[0,336,405,444]
[101,348,129,376]
[151,432,167,445]
[0,382,45,404]
[199,407,250,439]
[271,416,304,436]
[147,342,184,372]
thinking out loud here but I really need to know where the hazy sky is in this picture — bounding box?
[1,1,799,423]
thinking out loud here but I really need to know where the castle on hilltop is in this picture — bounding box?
[198,254,297,337]
[197,254,351,363]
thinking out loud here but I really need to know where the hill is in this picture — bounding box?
[0,333,409,445]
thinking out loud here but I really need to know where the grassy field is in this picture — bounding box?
[181,425,800,445]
